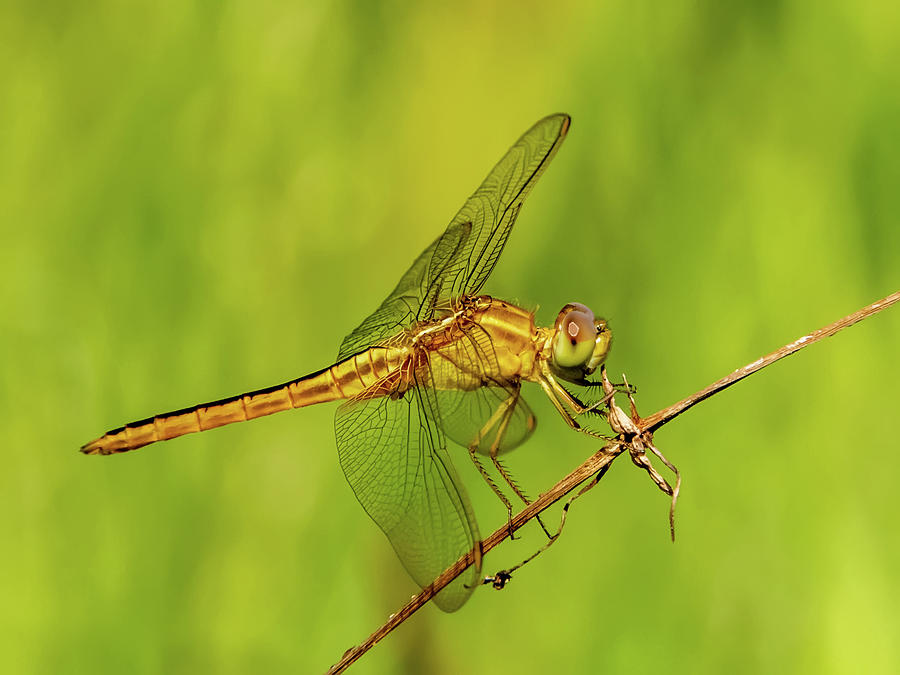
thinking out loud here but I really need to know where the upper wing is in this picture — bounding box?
[338,113,570,361]
[435,112,570,303]
[337,221,470,361]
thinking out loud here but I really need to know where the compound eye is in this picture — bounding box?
[552,304,597,369]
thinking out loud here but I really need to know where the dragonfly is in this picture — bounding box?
[81,113,613,611]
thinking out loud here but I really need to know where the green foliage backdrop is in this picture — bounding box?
[1,1,898,672]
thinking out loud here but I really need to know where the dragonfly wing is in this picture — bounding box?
[429,323,536,454]
[436,383,536,457]
[337,221,470,361]
[438,113,570,301]
[334,362,481,612]
[337,114,569,360]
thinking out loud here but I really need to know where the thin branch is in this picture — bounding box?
[327,444,626,674]
[640,290,900,431]
[327,289,899,674]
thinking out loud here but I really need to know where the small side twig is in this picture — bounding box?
[327,289,900,674]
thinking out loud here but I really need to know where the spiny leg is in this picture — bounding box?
[539,361,618,422]
[466,393,521,537]
[484,451,616,588]
[537,375,610,441]
[487,389,530,505]
[580,377,636,397]
[466,388,553,539]
[485,393,554,539]
[468,444,515,534]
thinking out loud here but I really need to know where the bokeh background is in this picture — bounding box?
[2,1,899,673]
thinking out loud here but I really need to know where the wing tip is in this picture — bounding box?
[539,112,570,139]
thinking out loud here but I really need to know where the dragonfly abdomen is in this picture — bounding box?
[81,347,408,456]
[327,346,408,399]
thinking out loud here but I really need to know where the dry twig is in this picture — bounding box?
[327,290,900,674]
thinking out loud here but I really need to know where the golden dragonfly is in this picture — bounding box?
[82,113,614,611]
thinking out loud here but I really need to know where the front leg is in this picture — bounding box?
[537,362,613,439]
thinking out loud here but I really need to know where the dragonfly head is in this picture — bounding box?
[548,303,612,383]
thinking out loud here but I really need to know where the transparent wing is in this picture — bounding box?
[338,114,570,361]
[337,221,471,362]
[436,112,570,302]
[437,384,536,457]
[429,323,536,455]
[334,360,481,612]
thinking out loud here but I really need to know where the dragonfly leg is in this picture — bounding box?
[485,456,615,589]
[467,389,550,539]
[491,455,554,540]
[543,363,616,417]
[465,394,517,532]
[537,377,609,441]
[468,444,516,538]
[482,392,555,540]
[580,378,637,397]
[487,391,531,503]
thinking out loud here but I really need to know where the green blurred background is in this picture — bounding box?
[2,1,899,672]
